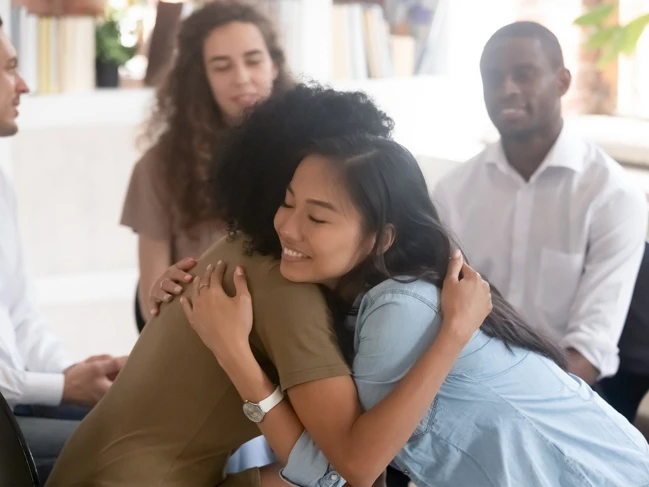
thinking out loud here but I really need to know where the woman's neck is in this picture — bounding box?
[333,279,365,306]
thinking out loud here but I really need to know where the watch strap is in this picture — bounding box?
[258,385,284,413]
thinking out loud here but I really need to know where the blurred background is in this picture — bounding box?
[0,0,647,363]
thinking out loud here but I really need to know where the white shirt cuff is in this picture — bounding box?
[20,372,65,406]
[560,332,620,379]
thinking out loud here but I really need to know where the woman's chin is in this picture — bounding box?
[279,264,337,289]
[279,262,307,283]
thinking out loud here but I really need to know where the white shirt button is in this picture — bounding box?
[329,473,339,481]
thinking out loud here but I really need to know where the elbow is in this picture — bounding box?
[335,456,383,487]
[341,473,374,487]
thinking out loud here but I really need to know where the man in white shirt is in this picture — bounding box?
[0,16,126,481]
[433,21,648,385]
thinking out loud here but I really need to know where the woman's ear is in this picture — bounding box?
[379,224,396,254]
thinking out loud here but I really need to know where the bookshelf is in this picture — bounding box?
[262,0,449,82]
[3,0,450,95]
[145,0,449,86]
[4,0,121,95]
[5,0,152,95]
[8,11,96,94]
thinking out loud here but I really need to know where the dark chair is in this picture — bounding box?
[135,282,146,333]
[0,392,40,486]
[618,241,649,372]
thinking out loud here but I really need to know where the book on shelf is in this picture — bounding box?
[262,0,447,81]
[263,0,333,82]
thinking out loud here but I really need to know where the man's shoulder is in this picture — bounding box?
[580,140,647,206]
[434,149,489,193]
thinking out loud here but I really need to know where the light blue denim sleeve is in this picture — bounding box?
[281,281,441,486]
[353,283,442,411]
[280,430,345,487]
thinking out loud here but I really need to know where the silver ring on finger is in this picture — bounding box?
[198,278,209,293]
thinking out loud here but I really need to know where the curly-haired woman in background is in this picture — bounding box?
[120,0,292,474]
[121,0,292,328]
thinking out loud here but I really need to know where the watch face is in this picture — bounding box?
[243,402,264,423]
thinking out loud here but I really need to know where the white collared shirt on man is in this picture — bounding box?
[433,128,648,378]
[0,167,71,407]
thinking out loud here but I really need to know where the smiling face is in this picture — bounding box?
[203,21,278,124]
[480,36,570,140]
[273,154,376,288]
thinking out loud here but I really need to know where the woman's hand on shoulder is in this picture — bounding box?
[440,250,492,344]
[148,257,197,316]
[180,261,254,365]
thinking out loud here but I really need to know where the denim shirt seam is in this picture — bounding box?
[462,370,592,485]
[365,288,439,313]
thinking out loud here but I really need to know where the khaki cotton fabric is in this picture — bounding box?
[46,235,349,487]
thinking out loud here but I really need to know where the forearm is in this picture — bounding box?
[0,365,64,407]
[565,347,599,384]
[222,322,463,487]
[220,348,305,464]
[562,193,648,378]
[285,321,466,487]
[340,325,463,482]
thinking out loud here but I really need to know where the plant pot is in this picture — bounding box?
[96,60,120,88]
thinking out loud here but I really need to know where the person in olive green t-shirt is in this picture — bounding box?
[46,235,348,487]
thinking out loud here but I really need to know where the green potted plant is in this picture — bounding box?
[96,7,138,87]
[575,3,649,66]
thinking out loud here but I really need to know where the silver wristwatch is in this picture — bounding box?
[242,386,285,423]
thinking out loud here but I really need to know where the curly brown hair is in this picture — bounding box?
[142,0,293,232]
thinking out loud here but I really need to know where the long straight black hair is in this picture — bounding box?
[310,134,567,367]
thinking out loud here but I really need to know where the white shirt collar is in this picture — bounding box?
[483,125,586,180]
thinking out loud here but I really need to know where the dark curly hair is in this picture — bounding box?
[211,83,394,257]
[142,0,293,232]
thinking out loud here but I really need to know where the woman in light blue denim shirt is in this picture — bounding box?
[174,115,649,485]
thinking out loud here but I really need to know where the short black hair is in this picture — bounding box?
[483,21,565,69]
[211,82,394,257]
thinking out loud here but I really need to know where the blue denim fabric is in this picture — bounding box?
[282,279,649,487]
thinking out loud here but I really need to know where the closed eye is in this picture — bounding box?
[308,216,327,224]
